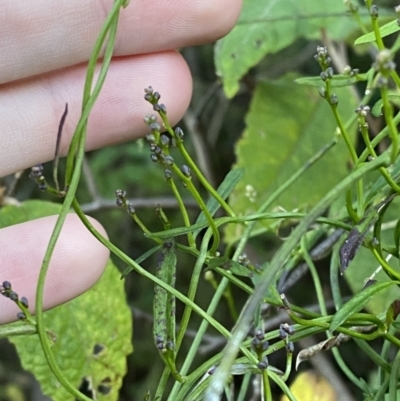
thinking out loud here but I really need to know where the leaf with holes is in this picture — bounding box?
[1,201,133,401]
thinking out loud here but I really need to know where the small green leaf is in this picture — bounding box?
[207,256,255,277]
[355,19,400,45]
[371,95,400,117]
[330,281,398,332]
[386,299,400,327]
[121,244,162,278]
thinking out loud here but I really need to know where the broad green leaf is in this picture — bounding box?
[355,19,400,45]
[225,76,357,244]
[330,281,398,332]
[215,0,358,98]
[9,260,132,401]
[0,201,133,401]
[194,168,244,238]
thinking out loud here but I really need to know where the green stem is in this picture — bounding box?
[262,370,272,401]
[34,4,124,400]
[381,85,399,164]
[300,237,327,316]
[205,153,389,401]
[172,163,220,254]
[168,177,196,248]
[160,112,235,217]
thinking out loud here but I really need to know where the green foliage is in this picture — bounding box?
[225,76,357,243]
[4,1,400,401]
[215,0,360,98]
[0,201,132,401]
[355,18,400,45]
[10,259,132,401]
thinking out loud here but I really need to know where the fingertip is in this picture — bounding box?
[0,214,110,324]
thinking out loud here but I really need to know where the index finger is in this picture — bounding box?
[0,0,243,84]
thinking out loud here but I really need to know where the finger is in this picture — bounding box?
[0,0,243,83]
[0,214,109,324]
[0,50,192,177]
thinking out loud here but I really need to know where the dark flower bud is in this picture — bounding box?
[318,87,326,98]
[20,296,29,308]
[144,86,154,95]
[9,291,18,301]
[30,165,43,178]
[257,357,269,370]
[116,198,124,207]
[166,340,174,350]
[160,134,170,148]
[287,342,295,353]
[146,133,156,143]
[279,327,288,340]
[174,127,184,140]
[180,165,191,178]
[326,67,333,78]
[115,189,126,198]
[320,71,328,81]
[263,340,270,351]
[127,204,135,215]
[2,281,11,290]
[144,93,153,102]
[38,182,47,191]
[254,328,264,341]
[330,94,339,105]
[251,337,262,349]
[150,153,159,163]
[17,312,26,320]
[158,104,167,114]
[149,122,161,132]
[370,5,379,17]
[281,323,295,335]
[164,155,174,166]
[164,169,173,180]
[153,92,161,102]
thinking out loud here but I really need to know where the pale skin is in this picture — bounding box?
[0,0,242,324]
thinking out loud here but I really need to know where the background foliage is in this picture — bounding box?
[2,0,400,400]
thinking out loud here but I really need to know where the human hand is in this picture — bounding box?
[0,0,242,324]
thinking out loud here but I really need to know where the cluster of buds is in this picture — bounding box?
[155,334,174,353]
[29,164,47,191]
[115,189,135,215]
[356,105,370,118]
[343,65,359,77]
[252,328,269,370]
[314,46,332,71]
[0,280,30,321]
[373,49,396,82]
[279,323,295,354]
[144,86,167,115]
